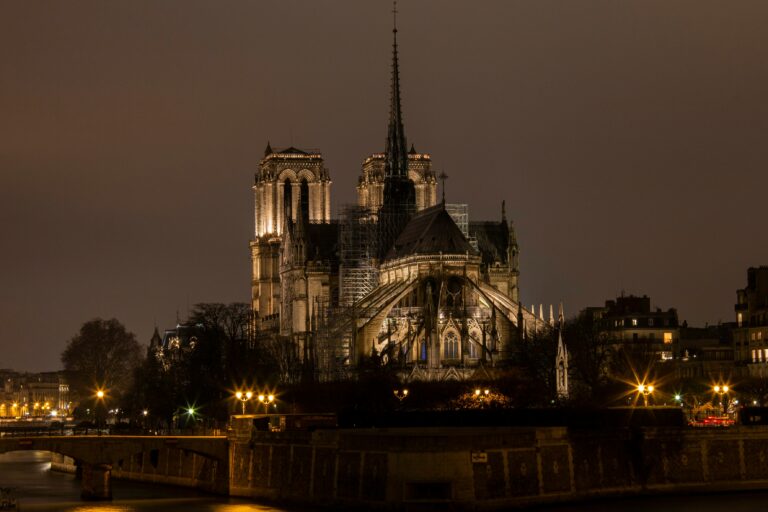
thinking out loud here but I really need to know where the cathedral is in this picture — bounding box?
[250,17,557,382]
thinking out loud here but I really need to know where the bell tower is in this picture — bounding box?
[251,145,331,326]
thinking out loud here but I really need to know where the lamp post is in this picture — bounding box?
[393,388,409,403]
[258,393,275,413]
[95,389,107,434]
[637,383,654,407]
[235,391,253,415]
[714,385,729,415]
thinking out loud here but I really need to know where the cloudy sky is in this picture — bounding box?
[2,0,767,371]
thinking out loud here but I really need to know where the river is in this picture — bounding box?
[2,451,768,511]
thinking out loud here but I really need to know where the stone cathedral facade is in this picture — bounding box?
[250,22,555,381]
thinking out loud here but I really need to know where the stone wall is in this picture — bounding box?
[228,421,768,510]
[50,445,224,494]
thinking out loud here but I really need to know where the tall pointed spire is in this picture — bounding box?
[385,0,408,179]
[378,0,416,260]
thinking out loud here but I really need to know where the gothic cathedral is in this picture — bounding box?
[250,17,555,382]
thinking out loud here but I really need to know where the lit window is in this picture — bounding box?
[738,313,743,327]
[764,349,768,361]
[632,319,638,326]
[760,332,764,340]
[664,332,673,344]
[443,332,459,359]
[752,332,757,341]
[752,350,757,362]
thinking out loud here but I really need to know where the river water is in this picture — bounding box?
[2,451,768,511]
[0,451,292,511]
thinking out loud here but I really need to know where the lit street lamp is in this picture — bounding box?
[637,383,654,407]
[258,393,275,413]
[714,384,730,415]
[474,388,490,400]
[235,391,253,415]
[393,388,409,402]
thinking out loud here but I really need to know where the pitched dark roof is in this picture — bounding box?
[386,204,476,261]
[469,221,509,265]
[276,146,309,155]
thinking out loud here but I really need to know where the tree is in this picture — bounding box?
[61,318,142,403]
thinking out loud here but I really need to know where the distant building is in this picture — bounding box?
[149,324,202,368]
[733,266,768,375]
[0,370,70,418]
[586,294,679,360]
[675,325,740,380]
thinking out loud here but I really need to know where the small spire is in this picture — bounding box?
[264,141,273,156]
[549,304,555,326]
[409,143,417,154]
[501,200,507,223]
[558,302,565,326]
[439,171,449,204]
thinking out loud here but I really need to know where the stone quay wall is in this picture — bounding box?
[228,420,768,510]
[50,445,223,494]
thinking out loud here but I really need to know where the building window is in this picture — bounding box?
[648,318,654,327]
[760,332,764,340]
[738,313,743,327]
[443,331,459,359]
[664,332,673,344]
[632,319,638,326]
[752,349,757,362]
[469,331,481,359]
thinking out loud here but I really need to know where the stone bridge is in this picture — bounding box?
[0,435,228,500]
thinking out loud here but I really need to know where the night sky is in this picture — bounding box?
[2,1,768,372]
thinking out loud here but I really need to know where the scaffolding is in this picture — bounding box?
[445,203,478,251]
[339,205,379,306]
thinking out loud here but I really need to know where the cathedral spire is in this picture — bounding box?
[385,0,408,179]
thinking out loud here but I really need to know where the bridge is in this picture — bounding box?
[0,435,228,500]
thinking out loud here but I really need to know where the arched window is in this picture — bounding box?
[300,178,309,220]
[468,330,481,359]
[420,339,427,361]
[283,178,293,220]
[443,331,459,359]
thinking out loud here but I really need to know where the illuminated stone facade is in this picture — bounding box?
[250,22,555,381]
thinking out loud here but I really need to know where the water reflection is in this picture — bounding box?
[0,451,291,511]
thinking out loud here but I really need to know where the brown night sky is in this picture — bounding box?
[2,0,767,372]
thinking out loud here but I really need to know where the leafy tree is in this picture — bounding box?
[61,318,142,403]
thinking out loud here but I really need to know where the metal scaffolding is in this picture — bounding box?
[339,205,379,307]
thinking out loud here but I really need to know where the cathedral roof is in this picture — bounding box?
[470,221,509,265]
[386,204,476,261]
[275,146,309,155]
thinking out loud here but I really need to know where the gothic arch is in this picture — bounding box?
[297,168,316,182]
[442,327,460,360]
[278,168,298,182]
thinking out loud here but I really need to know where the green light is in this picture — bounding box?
[187,407,196,416]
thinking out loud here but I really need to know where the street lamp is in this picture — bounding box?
[393,388,409,402]
[637,383,654,407]
[474,388,490,399]
[258,393,275,413]
[235,391,253,415]
[714,384,730,415]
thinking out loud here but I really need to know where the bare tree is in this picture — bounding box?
[61,318,142,401]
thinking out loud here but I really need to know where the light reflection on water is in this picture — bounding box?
[0,451,291,512]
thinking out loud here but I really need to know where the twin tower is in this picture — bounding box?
[250,13,530,379]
